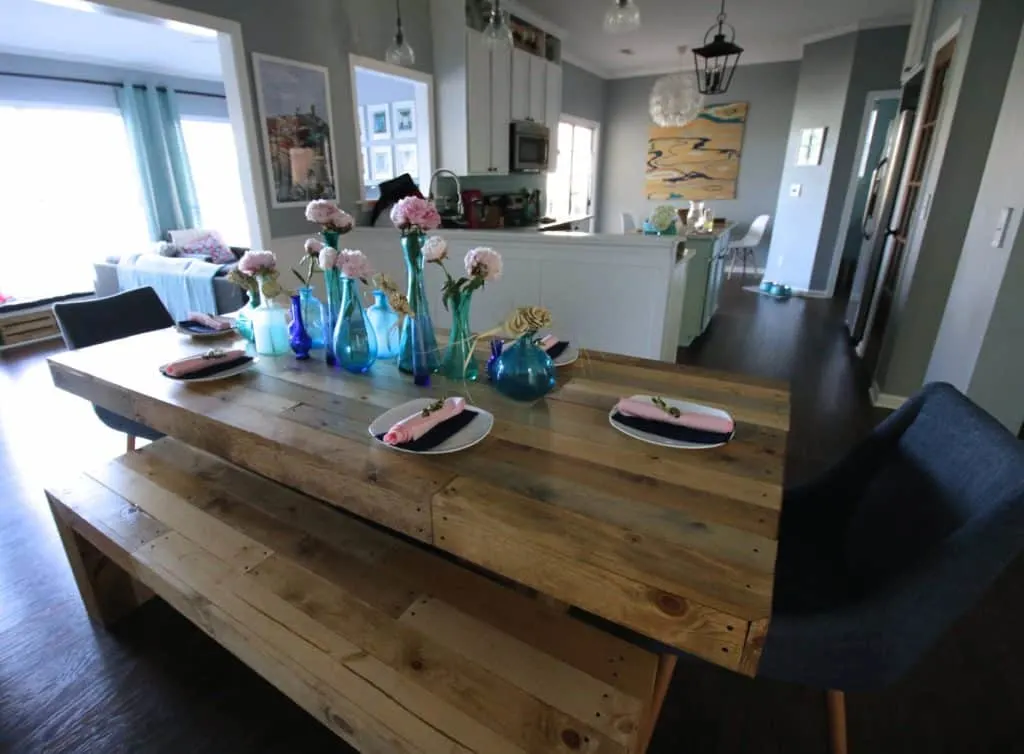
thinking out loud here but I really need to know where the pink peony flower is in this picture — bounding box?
[237,249,277,276]
[464,247,502,282]
[319,246,339,270]
[328,207,354,231]
[304,237,324,256]
[306,199,339,225]
[423,235,448,263]
[390,196,441,232]
[338,249,373,280]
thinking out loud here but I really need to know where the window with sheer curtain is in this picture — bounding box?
[0,93,151,302]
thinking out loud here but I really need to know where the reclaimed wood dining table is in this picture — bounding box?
[48,328,789,684]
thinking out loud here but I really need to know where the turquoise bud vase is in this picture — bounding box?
[493,332,556,401]
[288,294,312,360]
[251,283,290,356]
[367,290,400,359]
[439,288,478,382]
[234,292,257,343]
[323,267,343,366]
[298,286,325,349]
[398,232,440,377]
[333,275,378,373]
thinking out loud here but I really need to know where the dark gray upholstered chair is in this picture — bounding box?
[53,287,173,451]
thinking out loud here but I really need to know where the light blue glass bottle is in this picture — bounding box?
[333,275,378,374]
[298,286,325,349]
[367,290,400,359]
[251,284,290,356]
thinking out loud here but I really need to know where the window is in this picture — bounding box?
[181,117,251,247]
[546,119,598,221]
[0,102,150,301]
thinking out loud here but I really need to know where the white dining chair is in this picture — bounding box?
[728,214,771,279]
[621,212,637,234]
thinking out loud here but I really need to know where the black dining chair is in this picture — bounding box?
[758,381,1024,753]
[53,287,173,452]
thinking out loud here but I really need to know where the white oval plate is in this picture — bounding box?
[176,323,235,340]
[369,398,494,455]
[161,357,258,383]
[552,344,579,368]
[608,394,734,450]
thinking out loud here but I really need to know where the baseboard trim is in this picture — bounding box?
[871,382,908,410]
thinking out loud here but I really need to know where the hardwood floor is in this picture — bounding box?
[1,279,1021,753]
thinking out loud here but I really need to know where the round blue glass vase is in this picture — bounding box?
[493,332,556,401]
[397,232,441,376]
[288,294,312,360]
[367,290,400,359]
[298,286,325,349]
[333,275,378,374]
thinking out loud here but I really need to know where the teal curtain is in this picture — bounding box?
[118,84,201,240]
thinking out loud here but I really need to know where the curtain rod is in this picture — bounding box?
[0,71,225,99]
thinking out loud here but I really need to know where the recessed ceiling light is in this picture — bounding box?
[620,49,635,55]
[165,19,218,37]
[34,0,97,11]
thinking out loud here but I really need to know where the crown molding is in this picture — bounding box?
[560,51,613,79]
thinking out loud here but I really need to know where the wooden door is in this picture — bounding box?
[490,43,512,174]
[465,30,492,175]
[862,37,956,376]
[511,49,530,121]
[528,54,546,122]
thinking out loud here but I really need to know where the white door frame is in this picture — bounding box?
[824,88,901,298]
[78,0,270,247]
[551,114,601,231]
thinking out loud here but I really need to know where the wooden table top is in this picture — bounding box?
[49,329,789,675]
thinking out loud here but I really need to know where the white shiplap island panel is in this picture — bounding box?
[272,229,694,362]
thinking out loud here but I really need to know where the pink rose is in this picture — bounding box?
[305,199,340,225]
[319,247,339,270]
[464,247,502,282]
[423,235,448,263]
[304,237,323,256]
[338,249,373,280]
[390,196,441,232]
[237,249,277,276]
[329,207,354,231]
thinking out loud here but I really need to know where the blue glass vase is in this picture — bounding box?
[251,284,290,356]
[333,275,378,373]
[323,267,342,366]
[440,289,478,382]
[234,293,256,343]
[298,286,325,349]
[493,332,556,401]
[398,232,440,377]
[367,290,400,359]
[288,294,312,360]
[486,339,503,382]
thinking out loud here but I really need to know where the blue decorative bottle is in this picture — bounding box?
[323,267,342,366]
[251,284,290,356]
[288,294,312,360]
[367,290,400,359]
[333,275,378,373]
[493,332,556,401]
[298,286,325,349]
[398,232,440,376]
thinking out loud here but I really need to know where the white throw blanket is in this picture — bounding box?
[116,254,222,321]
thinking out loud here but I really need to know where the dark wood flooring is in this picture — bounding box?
[2,279,1022,754]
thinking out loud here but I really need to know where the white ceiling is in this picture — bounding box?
[0,0,222,81]
[511,0,914,78]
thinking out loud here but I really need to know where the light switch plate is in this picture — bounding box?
[790,184,802,197]
[993,207,1014,248]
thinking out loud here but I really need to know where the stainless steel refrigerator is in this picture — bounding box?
[845,108,916,344]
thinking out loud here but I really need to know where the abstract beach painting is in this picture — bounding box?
[646,102,748,201]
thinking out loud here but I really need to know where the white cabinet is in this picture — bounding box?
[528,55,546,122]
[544,61,562,172]
[490,42,512,175]
[511,49,530,121]
[465,31,492,175]
[902,0,935,82]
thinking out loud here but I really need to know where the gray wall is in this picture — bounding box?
[808,25,909,291]
[763,33,857,291]
[598,60,799,237]
[158,0,434,239]
[876,0,1024,397]
[926,23,1024,430]
[561,62,607,124]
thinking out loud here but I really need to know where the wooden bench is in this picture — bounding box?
[46,439,666,754]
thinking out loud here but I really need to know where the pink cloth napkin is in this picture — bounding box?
[539,334,559,351]
[384,397,466,446]
[188,312,233,331]
[614,397,734,434]
[163,349,247,378]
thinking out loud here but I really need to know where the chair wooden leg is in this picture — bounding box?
[826,689,848,754]
[637,653,677,753]
[126,434,136,453]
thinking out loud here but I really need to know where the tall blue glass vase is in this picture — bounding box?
[298,286,324,349]
[439,289,478,382]
[288,294,312,360]
[323,267,342,366]
[398,232,440,377]
[367,290,400,359]
[333,276,378,374]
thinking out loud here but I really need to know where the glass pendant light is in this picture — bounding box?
[650,47,706,127]
[604,0,641,34]
[693,0,744,94]
[385,0,415,67]
[482,0,514,50]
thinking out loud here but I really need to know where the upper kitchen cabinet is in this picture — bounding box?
[901,0,935,83]
[432,0,563,176]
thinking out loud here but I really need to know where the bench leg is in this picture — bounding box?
[49,498,150,627]
[827,689,848,754]
[126,434,137,453]
[636,653,677,753]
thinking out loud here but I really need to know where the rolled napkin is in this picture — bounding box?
[162,349,250,378]
[384,397,467,446]
[187,312,233,331]
[613,397,735,445]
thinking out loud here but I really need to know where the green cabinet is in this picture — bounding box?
[678,226,733,347]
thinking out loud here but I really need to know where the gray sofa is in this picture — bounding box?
[93,259,246,315]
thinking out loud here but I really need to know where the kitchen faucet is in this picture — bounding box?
[427,169,464,218]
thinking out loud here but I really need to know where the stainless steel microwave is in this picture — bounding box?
[509,120,550,172]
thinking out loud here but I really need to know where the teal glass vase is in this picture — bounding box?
[298,286,325,349]
[234,293,256,343]
[493,332,556,401]
[440,289,478,382]
[333,275,378,373]
[367,290,400,359]
[398,232,440,377]
[251,285,290,356]
[323,267,342,366]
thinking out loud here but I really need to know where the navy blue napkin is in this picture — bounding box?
[612,412,733,445]
[177,320,229,335]
[545,341,570,360]
[162,355,253,380]
[375,409,480,452]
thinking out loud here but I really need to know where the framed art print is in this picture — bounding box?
[392,100,416,137]
[394,143,418,180]
[370,145,394,182]
[368,104,391,140]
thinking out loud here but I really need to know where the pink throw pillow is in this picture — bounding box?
[181,233,235,265]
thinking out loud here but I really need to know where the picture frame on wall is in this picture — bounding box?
[361,146,370,185]
[370,145,394,182]
[796,127,827,166]
[357,106,367,143]
[394,143,418,180]
[251,52,338,208]
[392,100,416,137]
[368,104,391,140]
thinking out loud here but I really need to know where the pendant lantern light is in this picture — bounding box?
[693,0,744,95]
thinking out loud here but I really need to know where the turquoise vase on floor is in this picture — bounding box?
[398,232,440,379]
[493,332,556,401]
[367,290,400,359]
[440,289,478,382]
[333,275,378,374]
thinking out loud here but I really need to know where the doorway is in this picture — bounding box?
[546,116,599,228]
